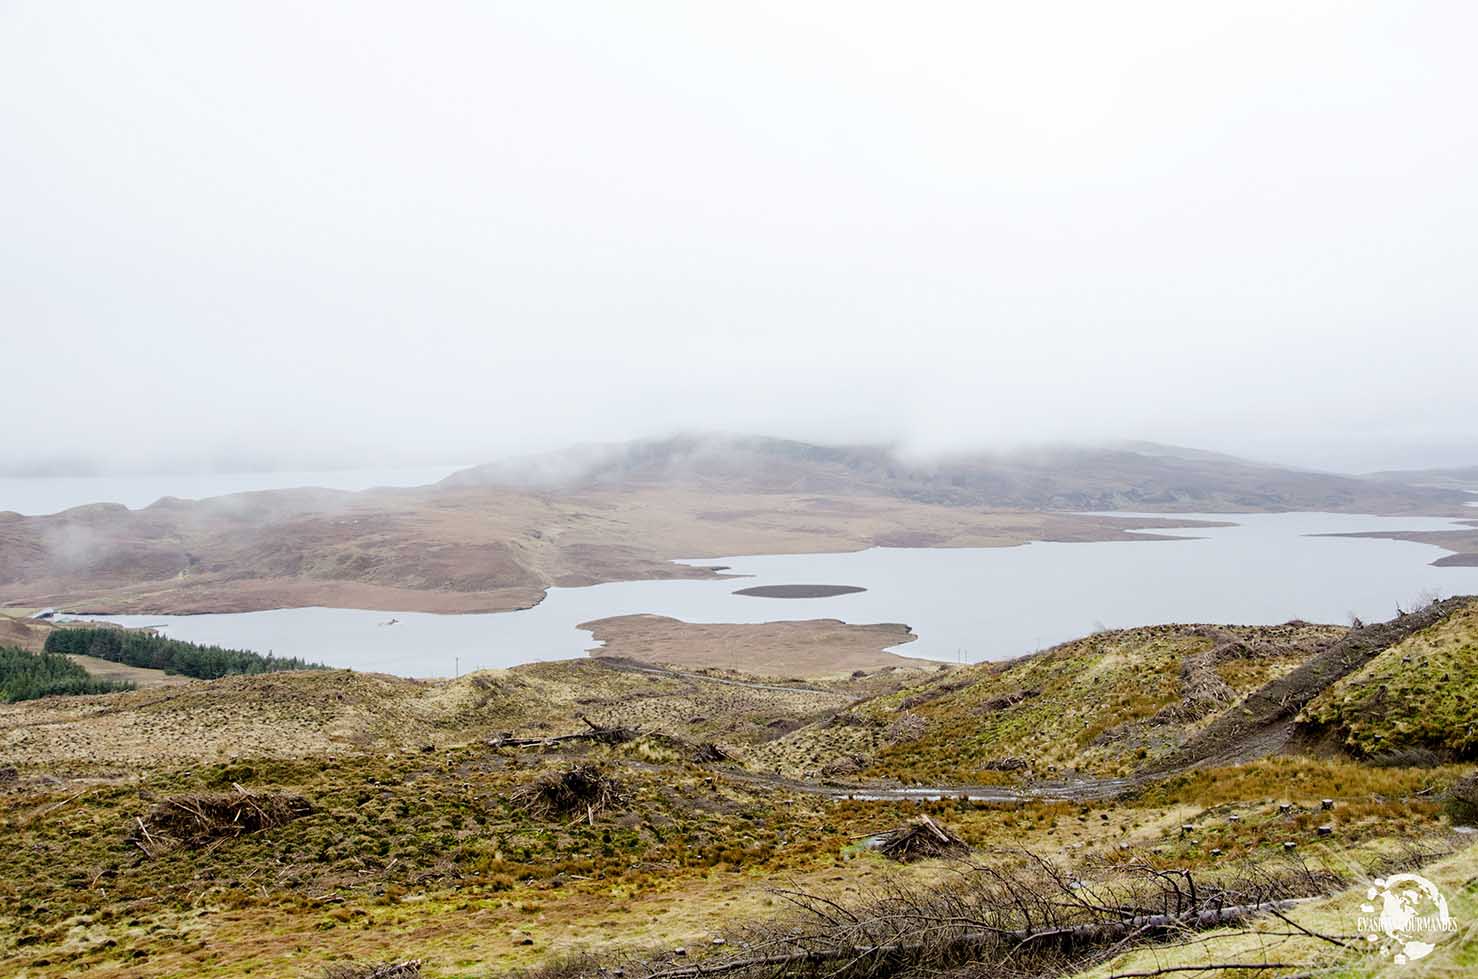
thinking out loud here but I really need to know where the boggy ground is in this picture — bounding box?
[1,601,1476,978]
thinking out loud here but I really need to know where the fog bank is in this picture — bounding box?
[3,3,1475,475]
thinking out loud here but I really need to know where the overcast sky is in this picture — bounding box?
[2,2,1475,475]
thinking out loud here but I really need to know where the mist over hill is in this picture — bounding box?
[444,434,1469,513]
[1367,464,1478,491]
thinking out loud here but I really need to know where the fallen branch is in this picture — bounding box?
[321,960,422,979]
[1263,904,1350,948]
[634,899,1309,979]
[490,715,640,749]
[364,962,422,979]
[1103,966,1307,979]
[32,789,87,821]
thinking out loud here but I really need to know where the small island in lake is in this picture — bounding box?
[732,583,867,598]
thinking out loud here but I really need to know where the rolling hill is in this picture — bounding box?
[748,596,1477,784]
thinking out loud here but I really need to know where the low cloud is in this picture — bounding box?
[2,4,1475,476]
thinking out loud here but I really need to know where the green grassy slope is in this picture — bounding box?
[1303,602,1478,759]
[747,622,1341,782]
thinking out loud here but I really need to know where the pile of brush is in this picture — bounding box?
[487,715,639,749]
[130,784,311,854]
[875,815,970,863]
[690,741,730,764]
[320,961,421,979]
[515,763,627,822]
[578,715,641,745]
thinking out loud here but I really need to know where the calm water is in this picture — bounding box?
[0,465,468,516]
[84,512,1478,677]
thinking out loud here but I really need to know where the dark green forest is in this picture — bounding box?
[43,627,324,680]
[0,647,134,702]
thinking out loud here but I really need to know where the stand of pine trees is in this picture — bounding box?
[0,647,134,702]
[43,627,324,680]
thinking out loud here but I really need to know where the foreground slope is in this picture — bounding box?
[1,603,1474,978]
[748,621,1339,781]
[749,597,1477,783]
[1304,601,1478,758]
[1075,841,1478,979]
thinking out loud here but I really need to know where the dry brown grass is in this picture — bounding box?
[0,612,51,652]
[497,658,850,749]
[0,657,850,771]
[63,652,195,688]
[0,669,459,766]
[582,614,934,677]
[2,606,1472,979]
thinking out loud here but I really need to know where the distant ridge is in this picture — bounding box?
[1366,464,1478,491]
[443,434,1468,513]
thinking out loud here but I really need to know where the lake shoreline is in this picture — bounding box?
[71,512,1478,678]
[19,511,1233,617]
